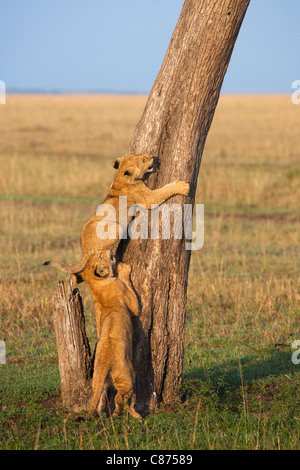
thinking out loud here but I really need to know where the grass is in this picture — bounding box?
[0,94,299,450]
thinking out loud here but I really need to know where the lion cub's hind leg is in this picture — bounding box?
[111,365,141,418]
[112,372,132,417]
[96,375,111,416]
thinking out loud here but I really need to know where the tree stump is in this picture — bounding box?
[52,278,93,412]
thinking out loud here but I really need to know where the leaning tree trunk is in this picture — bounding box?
[121,0,250,413]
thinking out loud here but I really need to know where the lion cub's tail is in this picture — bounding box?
[43,253,90,274]
[86,362,109,419]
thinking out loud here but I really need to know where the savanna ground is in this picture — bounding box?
[0,95,299,450]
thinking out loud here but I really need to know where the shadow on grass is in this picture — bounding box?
[182,349,297,401]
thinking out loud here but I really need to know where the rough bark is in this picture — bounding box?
[52,279,93,412]
[121,0,250,413]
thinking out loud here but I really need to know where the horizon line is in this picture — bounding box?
[5,88,291,97]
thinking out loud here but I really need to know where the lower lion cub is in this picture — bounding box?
[82,250,140,419]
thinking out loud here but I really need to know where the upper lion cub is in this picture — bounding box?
[82,250,140,419]
[44,153,189,277]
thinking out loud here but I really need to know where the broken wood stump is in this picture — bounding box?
[52,278,93,412]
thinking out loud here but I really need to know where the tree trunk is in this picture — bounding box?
[52,279,93,412]
[121,0,250,414]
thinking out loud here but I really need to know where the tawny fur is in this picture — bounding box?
[82,250,140,419]
[44,153,189,276]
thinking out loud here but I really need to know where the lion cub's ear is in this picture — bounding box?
[113,158,121,169]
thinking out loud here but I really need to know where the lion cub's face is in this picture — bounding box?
[86,250,116,279]
[113,153,158,183]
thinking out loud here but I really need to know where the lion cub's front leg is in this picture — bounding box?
[118,262,132,280]
[118,263,139,316]
[144,180,190,209]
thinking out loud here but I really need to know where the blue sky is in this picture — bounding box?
[0,0,299,94]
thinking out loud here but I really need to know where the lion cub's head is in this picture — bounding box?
[113,153,159,183]
[85,250,116,279]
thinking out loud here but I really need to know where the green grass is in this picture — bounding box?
[0,95,299,450]
[1,354,298,450]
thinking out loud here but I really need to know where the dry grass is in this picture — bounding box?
[0,95,146,198]
[197,95,300,211]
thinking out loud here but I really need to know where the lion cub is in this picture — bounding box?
[82,250,140,419]
[44,153,190,277]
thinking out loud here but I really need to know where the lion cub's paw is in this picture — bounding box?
[174,180,190,196]
[118,262,132,277]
